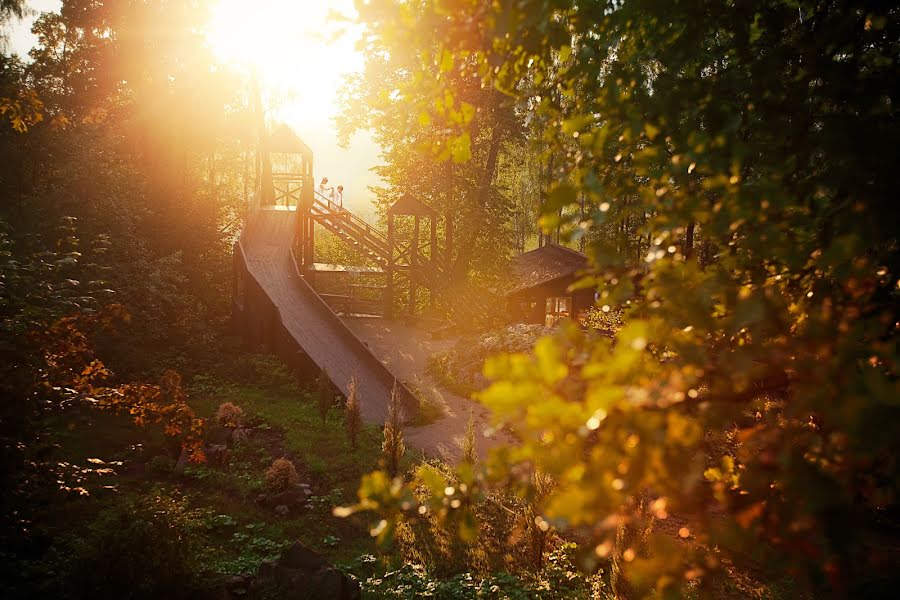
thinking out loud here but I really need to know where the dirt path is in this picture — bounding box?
[342,316,508,463]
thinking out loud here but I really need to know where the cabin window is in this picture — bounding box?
[517,300,538,319]
[545,296,572,327]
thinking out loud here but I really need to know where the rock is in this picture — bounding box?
[260,484,310,511]
[232,427,251,443]
[274,504,289,516]
[175,447,190,473]
[279,542,329,572]
[247,542,360,600]
[206,444,229,468]
[209,425,234,445]
[227,574,250,596]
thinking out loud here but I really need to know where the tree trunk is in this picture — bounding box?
[684,221,695,260]
[579,192,586,252]
[451,120,503,278]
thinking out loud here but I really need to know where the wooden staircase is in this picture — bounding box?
[308,191,495,327]
[310,191,443,284]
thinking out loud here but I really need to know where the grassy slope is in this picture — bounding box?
[36,359,421,586]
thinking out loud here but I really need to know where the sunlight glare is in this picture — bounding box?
[207,0,362,128]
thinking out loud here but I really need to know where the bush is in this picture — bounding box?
[216,402,244,428]
[316,367,333,424]
[231,354,295,388]
[52,493,198,599]
[427,324,549,397]
[264,457,300,493]
[382,382,405,477]
[147,454,177,475]
[345,375,362,450]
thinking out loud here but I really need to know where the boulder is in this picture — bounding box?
[257,484,310,512]
[175,447,190,473]
[247,542,360,600]
[205,444,229,468]
[209,425,234,445]
[274,504,289,516]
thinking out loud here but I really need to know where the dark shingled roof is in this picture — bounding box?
[388,193,437,216]
[506,243,588,295]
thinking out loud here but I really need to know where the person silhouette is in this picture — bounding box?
[335,185,344,208]
[318,177,333,199]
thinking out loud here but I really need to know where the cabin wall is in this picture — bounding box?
[506,276,595,327]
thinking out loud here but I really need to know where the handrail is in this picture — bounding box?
[312,216,389,268]
[312,190,389,245]
[311,205,391,256]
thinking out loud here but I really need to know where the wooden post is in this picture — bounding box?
[445,211,454,266]
[409,215,420,315]
[429,215,437,309]
[386,215,394,319]
[299,151,315,278]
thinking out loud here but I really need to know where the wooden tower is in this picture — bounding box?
[385,194,438,318]
[265,125,314,269]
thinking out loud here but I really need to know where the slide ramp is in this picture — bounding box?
[237,206,417,423]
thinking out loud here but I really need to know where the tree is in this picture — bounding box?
[339,1,900,596]
[337,5,526,284]
[344,375,362,450]
[382,381,405,478]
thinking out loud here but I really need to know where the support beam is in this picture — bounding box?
[409,215,420,315]
[430,215,437,309]
[386,215,394,319]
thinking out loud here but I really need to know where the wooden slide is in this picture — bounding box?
[234,205,418,423]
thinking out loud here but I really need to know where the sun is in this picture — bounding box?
[207,0,363,129]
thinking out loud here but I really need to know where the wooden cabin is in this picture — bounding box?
[505,243,594,327]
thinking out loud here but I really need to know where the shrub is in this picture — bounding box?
[264,457,300,493]
[344,375,362,450]
[232,354,294,388]
[147,454,176,475]
[52,493,198,599]
[382,381,405,477]
[216,402,244,428]
[426,325,549,398]
[316,367,333,424]
[461,410,477,465]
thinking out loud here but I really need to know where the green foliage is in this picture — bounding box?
[314,227,377,267]
[51,493,199,600]
[346,1,900,597]
[344,543,603,600]
[338,5,525,283]
[580,306,623,336]
[427,325,550,398]
[147,454,177,476]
